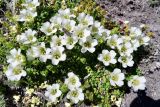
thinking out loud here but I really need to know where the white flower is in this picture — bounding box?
[40,22,57,36]
[62,19,76,32]
[128,75,146,92]
[26,46,39,61]
[65,72,81,90]
[91,21,110,41]
[118,55,134,68]
[130,27,142,37]
[138,34,150,46]
[110,68,125,87]
[107,34,123,49]
[91,21,101,34]
[7,48,25,67]
[16,29,37,44]
[34,42,51,62]
[18,9,37,22]
[48,46,66,65]
[100,29,111,41]
[131,34,150,50]
[22,0,40,10]
[58,8,75,19]
[45,84,62,103]
[77,12,93,26]
[98,50,117,66]
[73,24,91,42]
[117,42,133,56]
[50,35,66,48]
[67,88,84,104]
[79,36,98,53]
[131,39,140,51]
[63,35,78,50]
[5,65,26,81]
[50,15,62,30]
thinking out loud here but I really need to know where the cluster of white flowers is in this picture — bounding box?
[5,5,150,98]
[18,0,40,21]
[5,48,26,81]
[99,26,150,68]
[44,72,84,104]
[14,8,111,69]
[14,7,150,69]
[65,72,84,104]
[109,68,146,91]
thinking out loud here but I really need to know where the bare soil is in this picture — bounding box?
[97,0,160,107]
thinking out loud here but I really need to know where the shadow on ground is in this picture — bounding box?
[130,91,160,107]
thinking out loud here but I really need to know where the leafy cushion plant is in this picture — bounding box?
[0,0,151,106]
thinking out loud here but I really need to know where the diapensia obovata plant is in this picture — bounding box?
[2,0,150,106]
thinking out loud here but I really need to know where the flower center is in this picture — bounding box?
[139,38,144,44]
[82,19,88,25]
[28,35,33,41]
[102,32,106,37]
[28,3,35,8]
[13,68,22,75]
[67,37,74,45]
[56,39,62,46]
[112,74,119,81]
[84,41,91,48]
[103,54,111,61]
[121,57,127,63]
[71,90,79,97]
[110,39,117,46]
[92,26,98,33]
[132,79,140,86]
[66,24,71,31]
[63,15,69,19]
[53,51,61,59]
[15,55,22,60]
[26,14,32,20]
[55,24,61,29]
[69,77,77,85]
[78,31,84,38]
[51,89,57,95]
[40,47,46,55]
[121,46,127,53]
[130,33,135,37]
[47,28,52,33]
